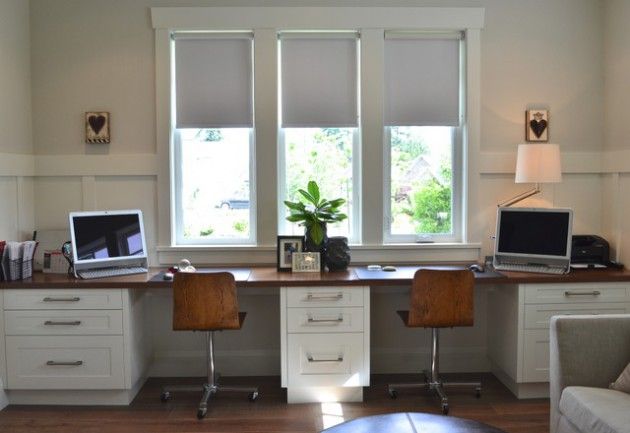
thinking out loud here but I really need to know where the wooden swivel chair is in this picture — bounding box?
[160,272,259,419]
[387,269,481,415]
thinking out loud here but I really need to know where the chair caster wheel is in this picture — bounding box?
[441,403,449,415]
[197,408,207,419]
[160,391,171,402]
[388,389,397,399]
[249,391,259,402]
[475,387,482,398]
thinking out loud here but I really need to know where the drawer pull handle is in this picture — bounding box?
[43,297,81,302]
[306,293,343,301]
[307,315,344,324]
[307,354,344,363]
[564,291,601,297]
[46,360,83,366]
[44,320,82,326]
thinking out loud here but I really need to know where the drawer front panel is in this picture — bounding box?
[286,287,364,308]
[523,303,628,330]
[287,333,365,387]
[5,310,123,335]
[4,289,123,310]
[524,284,628,304]
[287,307,364,333]
[6,336,125,389]
[522,330,550,382]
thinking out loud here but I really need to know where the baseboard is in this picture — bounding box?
[0,390,8,410]
[149,349,281,377]
[287,386,363,403]
[371,346,489,374]
[491,360,549,399]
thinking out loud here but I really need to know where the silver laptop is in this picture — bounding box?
[493,207,573,274]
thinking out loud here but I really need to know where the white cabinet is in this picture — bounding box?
[281,286,370,403]
[1,288,150,405]
[488,282,630,398]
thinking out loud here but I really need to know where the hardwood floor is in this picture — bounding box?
[0,374,549,433]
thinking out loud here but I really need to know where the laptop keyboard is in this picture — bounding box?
[494,263,568,275]
[78,266,148,279]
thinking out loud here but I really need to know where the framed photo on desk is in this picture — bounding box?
[277,236,303,271]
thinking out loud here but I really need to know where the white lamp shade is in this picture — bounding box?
[515,144,562,184]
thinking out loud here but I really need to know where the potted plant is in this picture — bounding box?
[283,181,347,253]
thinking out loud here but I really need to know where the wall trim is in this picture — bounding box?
[34,155,157,177]
[0,153,34,176]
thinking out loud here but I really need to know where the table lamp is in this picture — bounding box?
[498,143,562,207]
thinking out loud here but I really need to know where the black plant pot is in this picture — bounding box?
[325,236,351,271]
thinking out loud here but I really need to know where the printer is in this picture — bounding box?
[571,235,610,265]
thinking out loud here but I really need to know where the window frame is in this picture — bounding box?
[152,7,484,264]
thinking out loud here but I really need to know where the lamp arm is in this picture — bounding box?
[497,183,541,207]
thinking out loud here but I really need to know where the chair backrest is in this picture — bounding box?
[407,269,474,328]
[172,272,240,331]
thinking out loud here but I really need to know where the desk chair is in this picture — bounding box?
[387,269,481,415]
[160,272,259,419]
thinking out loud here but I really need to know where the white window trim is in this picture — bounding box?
[151,7,484,264]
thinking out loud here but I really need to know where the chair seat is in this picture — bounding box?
[201,312,247,331]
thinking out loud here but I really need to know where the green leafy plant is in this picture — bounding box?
[199,227,214,237]
[284,180,347,246]
[233,220,248,233]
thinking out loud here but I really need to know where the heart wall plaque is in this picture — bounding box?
[525,109,549,142]
[85,111,110,143]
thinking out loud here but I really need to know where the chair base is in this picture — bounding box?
[388,372,481,415]
[161,374,259,419]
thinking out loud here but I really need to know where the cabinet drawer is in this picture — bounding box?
[286,287,365,308]
[287,333,366,387]
[287,307,364,333]
[4,289,122,310]
[5,310,123,335]
[522,330,550,382]
[5,336,125,389]
[523,283,628,304]
[523,303,628,330]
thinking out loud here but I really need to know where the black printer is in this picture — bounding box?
[571,235,610,265]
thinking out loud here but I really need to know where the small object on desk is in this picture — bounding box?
[469,263,485,273]
[570,263,606,270]
[178,259,196,273]
[163,272,174,280]
[382,265,397,272]
[367,265,382,271]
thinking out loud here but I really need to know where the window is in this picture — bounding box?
[384,33,463,243]
[278,34,360,241]
[171,33,255,245]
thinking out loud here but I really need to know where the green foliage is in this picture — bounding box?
[233,220,248,233]
[412,179,451,234]
[199,227,214,237]
[196,129,223,142]
[284,180,347,246]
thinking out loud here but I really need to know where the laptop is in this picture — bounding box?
[69,209,148,279]
[493,207,573,274]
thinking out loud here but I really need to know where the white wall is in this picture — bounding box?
[22,0,612,375]
[0,0,33,408]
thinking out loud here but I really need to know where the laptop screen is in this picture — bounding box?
[69,210,147,265]
[495,207,573,261]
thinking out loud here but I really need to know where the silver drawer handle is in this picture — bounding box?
[306,293,343,301]
[564,291,601,297]
[307,354,344,363]
[43,297,81,302]
[46,360,83,366]
[44,320,82,326]
[307,315,344,324]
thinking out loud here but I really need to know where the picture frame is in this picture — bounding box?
[292,252,321,273]
[277,236,304,271]
[525,109,549,142]
[85,111,110,144]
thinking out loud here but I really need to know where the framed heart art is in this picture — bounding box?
[85,111,110,144]
[525,109,548,142]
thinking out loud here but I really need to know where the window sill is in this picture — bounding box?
[156,243,481,266]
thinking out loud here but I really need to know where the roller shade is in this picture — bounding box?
[174,34,253,128]
[281,34,358,128]
[384,34,461,127]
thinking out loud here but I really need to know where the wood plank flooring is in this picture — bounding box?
[0,374,549,433]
